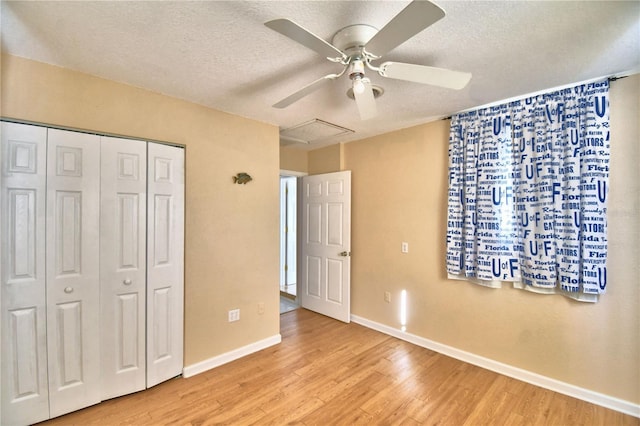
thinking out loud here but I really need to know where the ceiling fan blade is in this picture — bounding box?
[353,78,377,120]
[273,74,339,108]
[265,19,345,59]
[364,0,445,57]
[378,61,471,90]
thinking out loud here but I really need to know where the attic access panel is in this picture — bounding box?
[280,119,354,145]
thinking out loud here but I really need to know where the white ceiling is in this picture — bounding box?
[2,1,639,149]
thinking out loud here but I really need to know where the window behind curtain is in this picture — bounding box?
[446,79,610,302]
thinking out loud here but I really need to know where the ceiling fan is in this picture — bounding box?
[265,0,471,120]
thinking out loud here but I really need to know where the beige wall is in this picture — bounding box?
[1,55,281,365]
[279,142,344,175]
[343,74,640,404]
[308,143,343,174]
[279,145,308,173]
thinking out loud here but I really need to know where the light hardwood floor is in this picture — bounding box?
[41,308,638,425]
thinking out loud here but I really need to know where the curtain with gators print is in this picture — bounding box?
[446,79,610,302]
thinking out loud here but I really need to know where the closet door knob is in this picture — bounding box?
[64,287,74,293]
[123,278,132,285]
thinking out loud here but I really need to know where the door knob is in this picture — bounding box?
[123,278,132,285]
[339,251,351,257]
[64,287,74,293]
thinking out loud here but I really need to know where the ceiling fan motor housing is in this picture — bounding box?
[332,24,378,57]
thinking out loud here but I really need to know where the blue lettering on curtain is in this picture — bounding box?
[446,80,610,300]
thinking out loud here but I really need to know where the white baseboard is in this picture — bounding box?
[182,334,282,378]
[351,314,640,418]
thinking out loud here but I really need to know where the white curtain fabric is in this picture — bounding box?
[446,79,610,302]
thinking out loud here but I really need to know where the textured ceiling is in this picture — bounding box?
[2,1,639,149]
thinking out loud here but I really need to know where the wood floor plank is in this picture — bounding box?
[39,308,639,425]
[254,394,326,425]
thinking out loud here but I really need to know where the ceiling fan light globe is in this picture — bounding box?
[353,78,366,95]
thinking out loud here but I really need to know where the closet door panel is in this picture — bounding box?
[147,143,184,387]
[100,136,147,400]
[46,129,101,418]
[1,122,50,425]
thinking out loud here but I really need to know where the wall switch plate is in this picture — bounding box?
[401,242,409,253]
[228,309,240,322]
[258,302,265,315]
[384,291,391,303]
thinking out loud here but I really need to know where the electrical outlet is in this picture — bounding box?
[228,309,240,322]
[258,302,265,315]
[384,291,391,303]
[402,242,409,253]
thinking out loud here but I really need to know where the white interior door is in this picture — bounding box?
[45,128,101,418]
[146,143,184,388]
[100,136,147,400]
[300,171,351,322]
[1,122,50,425]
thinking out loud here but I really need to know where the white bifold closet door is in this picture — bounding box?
[100,136,148,400]
[1,122,50,426]
[146,142,184,388]
[45,128,102,418]
[101,138,184,394]
[1,122,185,425]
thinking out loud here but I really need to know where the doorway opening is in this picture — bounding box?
[280,171,304,314]
[280,176,297,297]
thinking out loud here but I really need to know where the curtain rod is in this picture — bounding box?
[442,72,634,120]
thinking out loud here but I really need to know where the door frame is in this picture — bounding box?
[279,170,306,305]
